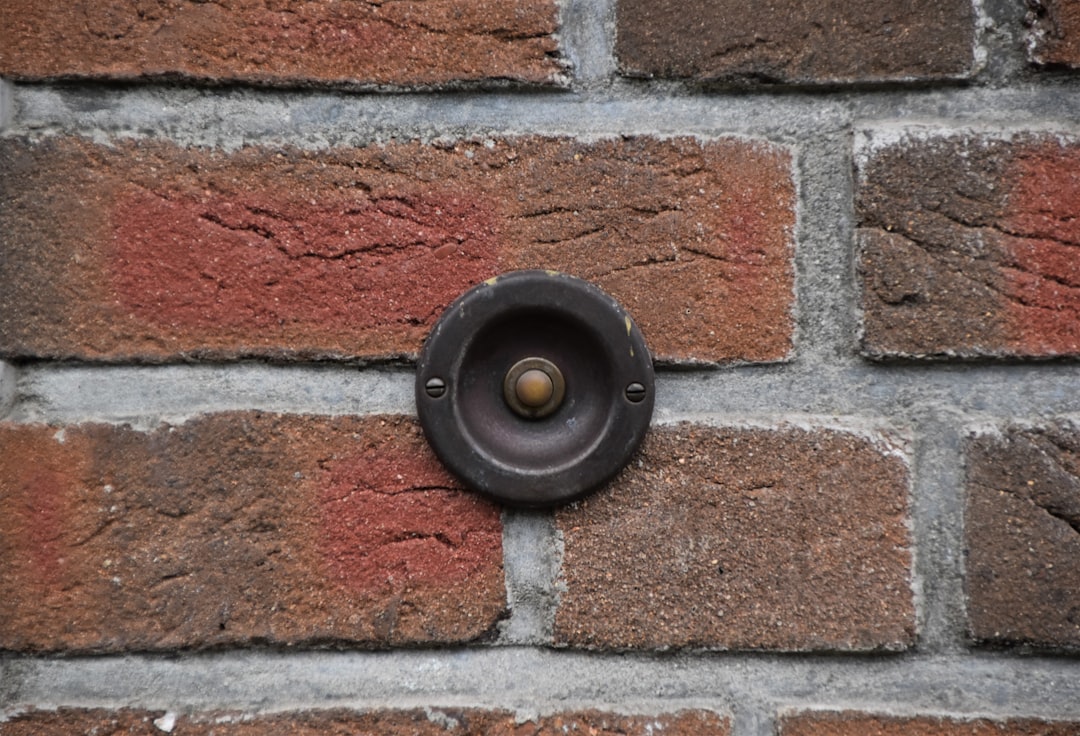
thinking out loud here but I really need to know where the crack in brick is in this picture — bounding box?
[70,518,119,548]
[985,480,1080,538]
[1043,504,1080,536]
[594,254,683,280]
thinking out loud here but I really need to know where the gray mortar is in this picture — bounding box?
[792,131,860,366]
[0,81,11,130]
[13,86,1080,150]
[13,364,1080,426]
[3,0,1080,732]
[497,511,561,645]
[909,417,969,654]
[558,0,617,90]
[9,365,417,429]
[5,652,1080,722]
[0,363,15,420]
[978,0,1032,84]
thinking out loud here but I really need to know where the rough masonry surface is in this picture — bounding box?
[1028,0,1080,67]
[0,135,795,365]
[781,712,1080,736]
[554,424,915,651]
[616,0,976,84]
[0,708,730,735]
[0,414,504,653]
[0,1,562,88]
[857,130,1080,360]
[966,421,1080,650]
[2,0,1080,729]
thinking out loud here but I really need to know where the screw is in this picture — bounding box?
[425,377,446,399]
[625,382,646,403]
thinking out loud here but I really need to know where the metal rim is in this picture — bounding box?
[415,270,655,508]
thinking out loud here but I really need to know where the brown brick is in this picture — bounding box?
[780,711,1080,736]
[965,422,1080,649]
[0,708,730,735]
[554,424,914,651]
[0,1,561,88]
[857,130,1080,359]
[528,711,730,735]
[0,414,504,653]
[0,135,795,365]
[616,0,975,85]
[1028,0,1080,67]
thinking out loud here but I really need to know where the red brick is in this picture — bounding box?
[857,131,1080,359]
[616,0,975,84]
[1028,0,1080,67]
[780,711,1080,736]
[0,135,795,365]
[0,1,561,88]
[0,414,504,653]
[554,424,914,651]
[0,708,730,735]
[965,422,1080,649]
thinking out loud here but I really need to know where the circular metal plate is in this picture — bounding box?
[416,270,655,508]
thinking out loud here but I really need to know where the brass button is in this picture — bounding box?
[516,369,554,407]
[503,357,565,419]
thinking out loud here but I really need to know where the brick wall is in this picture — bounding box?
[1,1,1079,734]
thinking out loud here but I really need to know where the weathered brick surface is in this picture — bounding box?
[0,708,730,735]
[965,422,1080,649]
[616,0,976,84]
[1028,0,1080,67]
[781,711,1080,736]
[554,424,914,651]
[0,414,504,653]
[0,1,561,88]
[0,135,795,365]
[857,131,1080,359]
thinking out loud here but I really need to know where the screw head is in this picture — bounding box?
[425,377,447,399]
[625,382,647,403]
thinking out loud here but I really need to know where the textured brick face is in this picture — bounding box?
[0,1,561,88]
[0,414,504,653]
[781,712,1080,736]
[616,0,976,84]
[965,423,1080,649]
[857,132,1080,359]
[0,135,795,364]
[1028,0,1080,67]
[554,424,914,651]
[0,708,730,735]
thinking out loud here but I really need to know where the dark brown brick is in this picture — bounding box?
[857,130,1080,359]
[1028,0,1080,67]
[0,414,504,653]
[0,135,795,365]
[965,422,1080,649]
[616,0,976,84]
[0,1,562,88]
[554,424,914,651]
[781,711,1080,736]
[0,708,730,735]
[528,711,730,735]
